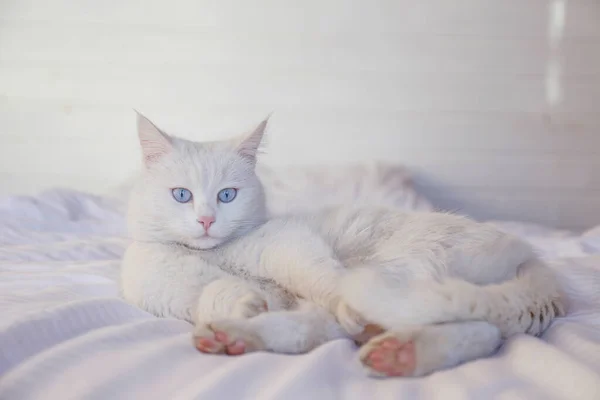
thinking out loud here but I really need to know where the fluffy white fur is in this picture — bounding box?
[121,113,567,378]
[258,162,432,217]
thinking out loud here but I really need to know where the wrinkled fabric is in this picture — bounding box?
[0,190,599,400]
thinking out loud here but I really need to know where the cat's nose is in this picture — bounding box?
[197,216,215,230]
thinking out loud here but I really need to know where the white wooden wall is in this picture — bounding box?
[0,0,599,229]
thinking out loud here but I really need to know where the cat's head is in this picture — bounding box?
[128,112,268,250]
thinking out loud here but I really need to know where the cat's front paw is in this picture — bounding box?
[193,320,265,356]
[196,279,269,324]
[193,325,226,354]
[231,291,268,319]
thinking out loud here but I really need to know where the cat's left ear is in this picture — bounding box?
[135,111,173,166]
[234,116,269,165]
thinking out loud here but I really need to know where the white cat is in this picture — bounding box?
[121,113,566,378]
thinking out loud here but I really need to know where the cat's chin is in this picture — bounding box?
[185,236,225,251]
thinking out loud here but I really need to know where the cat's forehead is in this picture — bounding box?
[159,140,252,185]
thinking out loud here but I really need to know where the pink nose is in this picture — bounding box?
[198,216,215,230]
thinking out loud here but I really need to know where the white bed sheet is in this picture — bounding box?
[1,190,599,400]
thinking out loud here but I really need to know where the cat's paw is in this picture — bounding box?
[196,279,268,324]
[335,300,368,336]
[193,320,265,356]
[359,322,501,378]
[231,291,268,319]
[193,325,226,354]
[359,332,418,378]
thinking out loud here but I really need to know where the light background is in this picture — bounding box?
[0,0,598,229]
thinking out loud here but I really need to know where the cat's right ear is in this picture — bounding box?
[135,111,172,166]
[234,116,269,166]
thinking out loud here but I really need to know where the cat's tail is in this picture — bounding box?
[338,258,567,338]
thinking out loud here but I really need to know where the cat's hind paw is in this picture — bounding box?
[359,321,502,378]
[359,333,418,378]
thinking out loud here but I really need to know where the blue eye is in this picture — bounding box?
[172,188,192,203]
[217,188,237,203]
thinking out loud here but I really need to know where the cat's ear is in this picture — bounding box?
[135,111,172,166]
[234,116,269,165]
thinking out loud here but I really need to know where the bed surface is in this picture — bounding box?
[1,189,600,399]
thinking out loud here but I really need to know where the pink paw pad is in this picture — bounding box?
[214,331,228,343]
[365,338,416,377]
[213,331,247,356]
[226,340,246,355]
[194,337,222,353]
